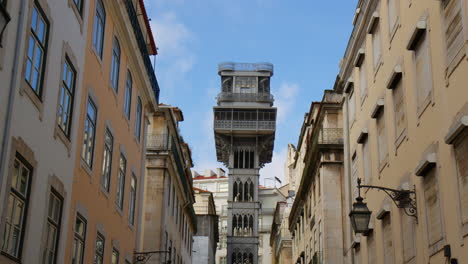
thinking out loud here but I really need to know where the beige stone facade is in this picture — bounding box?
[193,187,219,264]
[270,201,292,264]
[339,0,468,263]
[141,105,196,264]
[288,91,344,264]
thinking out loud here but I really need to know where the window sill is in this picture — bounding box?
[428,237,446,257]
[395,129,407,153]
[19,79,44,121]
[445,45,466,81]
[80,158,94,180]
[90,47,103,70]
[108,83,119,106]
[360,92,368,107]
[115,206,124,217]
[53,125,72,156]
[416,95,433,121]
[373,58,383,80]
[389,20,400,47]
[378,158,388,175]
[99,185,110,200]
[0,251,21,263]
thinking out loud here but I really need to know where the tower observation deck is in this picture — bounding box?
[213,62,277,264]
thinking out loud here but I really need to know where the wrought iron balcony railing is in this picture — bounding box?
[123,0,160,102]
[217,92,274,104]
[214,120,276,130]
[317,128,343,145]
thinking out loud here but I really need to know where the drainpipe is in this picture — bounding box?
[0,0,27,207]
[343,93,355,264]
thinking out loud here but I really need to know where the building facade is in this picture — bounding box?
[0,0,89,263]
[288,91,344,264]
[64,0,159,263]
[213,62,277,264]
[339,0,468,263]
[270,201,292,264]
[193,187,219,264]
[142,104,196,264]
[193,169,285,264]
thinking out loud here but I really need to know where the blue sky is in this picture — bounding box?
[145,0,357,185]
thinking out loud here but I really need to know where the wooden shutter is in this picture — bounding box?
[402,212,416,262]
[443,0,464,65]
[423,169,443,245]
[393,80,406,138]
[415,33,432,109]
[360,60,367,99]
[377,112,388,165]
[382,215,395,264]
[454,129,468,223]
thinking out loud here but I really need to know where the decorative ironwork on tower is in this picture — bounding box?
[213,62,277,264]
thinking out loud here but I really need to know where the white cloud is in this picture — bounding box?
[273,82,299,124]
[150,12,195,99]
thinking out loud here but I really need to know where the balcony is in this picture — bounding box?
[218,62,273,73]
[214,120,276,131]
[217,92,274,104]
[146,133,169,150]
[317,128,343,145]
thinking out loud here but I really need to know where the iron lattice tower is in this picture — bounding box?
[213,62,277,264]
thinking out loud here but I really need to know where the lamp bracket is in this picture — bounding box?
[357,178,417,222]
[133,250,170,264]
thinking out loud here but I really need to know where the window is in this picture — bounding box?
[42,191,63,264]
[387,0,398,33]
[73,0,83,15]
[377,111,388,166]
[401,211,416,262]
[235,76,257,93]
[111,248,119,264]
[72,214,87,264]
[82,98,97,168]
[94,233,105,264]
[367,232,376,264]
[101,129,113,192]
[57,58,76,137]
[110,37,120,91]
[351,154,359,200]
[234,150,255,169]
[25,4,49,96]
[116,154,126,209]
[372,22,382,69]
[92,0,105,58]
[443,0,464,66]
[1,156,32,258]
[359,59,367,100]
[348,91,355,126]
[392,77,406,141]
[423,168,443,246]
[453,129,468,224]
[382,215,394,264]
[124,71,132,119]
[134,97,142,140]
[129,174,137,225]
[362,138,371,183]
[414,32,432,112]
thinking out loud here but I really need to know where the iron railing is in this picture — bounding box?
[214,120,276,130]
[217,92,274,103]
[317,128,343,144]
[146,133,169,150]
[123,0,160,102]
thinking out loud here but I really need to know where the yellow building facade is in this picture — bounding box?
[64,0,158,263]
[340,0,468,263]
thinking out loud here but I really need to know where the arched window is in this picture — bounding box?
[232,215,237,234]
[239,181,244,202]
[92,0,106,57]
[110,37,120,91]
[249,181,254,201]
[233,181,238,201]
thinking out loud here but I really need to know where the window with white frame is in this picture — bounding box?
[101,129,113,192]
[72,214,86,264]
[349,90,356,126]
[92,0,105,58]
[134,97,142,141]
[73,0,83,15]
[110,37,120,91]
[25,4,49,96]
[392,77,406,141]
[372,22,382,69]
[82,98,97,168]
[359,59,367,101]
[1,156,32,259]
[94,233,105,264]
[124,71,132,119]
[116,154,126,209]
[129,174,137,225]
[57,58,76,137]
[42,191,63,264]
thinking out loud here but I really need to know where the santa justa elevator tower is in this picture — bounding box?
[213,62,277,264]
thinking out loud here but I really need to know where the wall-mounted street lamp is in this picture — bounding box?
[134,250,171,264]
[349,178,417,234]
[0,3,11,47]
